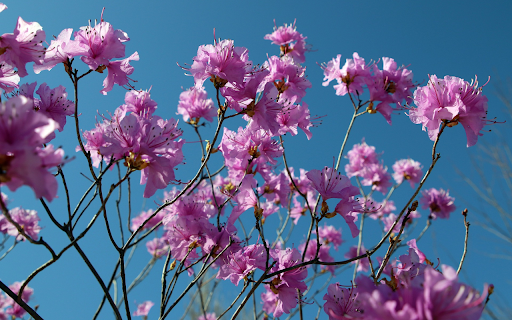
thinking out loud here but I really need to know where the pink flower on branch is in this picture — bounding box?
[0,17,46,77]
[0,207,41,241]
[408,75,492,147]
[188,38,251,89]
[264,20,308,63]
[133,301,153,317]
[0,96,62,201]
[420,188,456,219]
[73,19,129,71]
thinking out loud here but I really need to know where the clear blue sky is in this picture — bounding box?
[0,0,511,319]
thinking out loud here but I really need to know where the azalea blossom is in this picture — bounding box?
[133,301,154,317]
[408,75,491,147]
[420,188,456,219]
[0,17,46,77]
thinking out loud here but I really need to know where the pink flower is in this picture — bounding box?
[262,247,308,318]
[392,159,423,188]
[177,86,216,123]
[189,39,251,88]
[257,55,311,106]
[0,96,62,201]
[323,283,362,320]
[422,265,487,319]
[132,301,154,317]
[365,57,415,124]
[0,207,41,241]
[306,166,359,201]
[74,20,129,70]
[344,139,379,178]
[0,61,20,93]
[321,53,371,97]
[316,224,343,250]
[4,282,33,318]
[344,244,369,272]
[100,51,139,95]
[360,163,392,194]
[131,209,165,231]
[217,244,266,286]
[198,313,217,320]
[146,237,169,258]
[0,17,46,77]
[420,188,456,219]
[124,89,157,116]
[20,82,75,131]
[264,20,308,63]
[0,3,6,12]
[82,102,184,198]
[33,28,88,74]
[408,75,490,147]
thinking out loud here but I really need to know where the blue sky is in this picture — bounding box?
[0,0,511,319]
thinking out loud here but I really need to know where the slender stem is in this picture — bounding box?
[119,254,131,320]
[73,242,122,319]
[216,282,249,320]
[160,248,172,317]
[416,217,432,242]
[92,261,121,320]
[352,213,366,282]
[375,201,418,280]
[432,122,447,160]
[335,110,357,171]
[457,209,470,275]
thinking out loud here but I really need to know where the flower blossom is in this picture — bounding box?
[0,96,62,200]
[188,38,251,88]
[408,75,491,147]
[100,51,139,95]
[73,19,129,71]
[420,188,456,219]
[264,20,308,63]
[392,158,423,188]
[261,247,308,318]
[344,139,379,178]
[0,17,46,77]
[33,28,88,74]
[177,86,216,123]
[20,82,75,131]
[4,282,34,318]
[323,244,488,320]
[321,53,370,97]
[146,237,169,258]
[0,207,41,241]
[257,55,311,106]
[81,91,184,198]
[133,301,153,317]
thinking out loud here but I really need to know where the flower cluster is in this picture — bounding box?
[408,75,491,147]
[0,206,41,241]
[323,245,488,320]
[81,89,184,197]
[345,139,392,194]
[322,53,415,124]
[34,13,136,95]
[306,165,361,237]
[0,96,63,200]
[420,188,456,219]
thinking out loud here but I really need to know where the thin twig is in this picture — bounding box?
[457,209,470,275]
